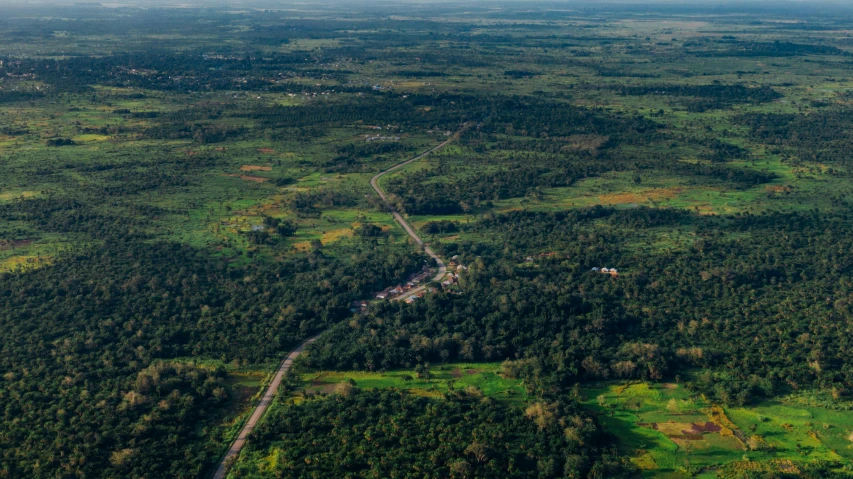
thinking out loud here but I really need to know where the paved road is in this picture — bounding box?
[369,139,452,298]
[212,135,457,478]
[211,335,318,479]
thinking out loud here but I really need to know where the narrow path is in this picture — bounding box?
[211,133,457,478]
[211,336,318,479]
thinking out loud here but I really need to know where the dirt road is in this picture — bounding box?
[212,134,456,478]
[211,335,318,479]
[369,140,451,297]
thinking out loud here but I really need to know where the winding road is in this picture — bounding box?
[211,133,455,478]
[370,138,451,298]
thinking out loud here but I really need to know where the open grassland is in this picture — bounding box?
[295,362,527,403]
[582,382,853,478]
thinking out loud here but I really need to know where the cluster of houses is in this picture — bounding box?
[368,256,470,306]
[591,267,619,276]
[286,91,334,98]
[448,256,468,271]
[350,300,368,313]
[404,288,432,304]
[440,272,460,288]
[365,135,400,142]
[441,256,467,288]
[374,265,433,300]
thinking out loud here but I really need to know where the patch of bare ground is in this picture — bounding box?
[240,165,272,172]
[597,187,682,205]
[0,239,33,250]
[558,134,609,151]
[224,174,268,183]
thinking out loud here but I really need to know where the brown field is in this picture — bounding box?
[257,148,276,154]
[654,421,698,437]
[291,241,311,252]
[321,228,353,244]
[240,165,273,172]
[224,174,268,183]
[597,187,682,205]
[306,381,338,394]
[0,239,34,250]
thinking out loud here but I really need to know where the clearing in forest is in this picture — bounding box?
[297,363,527,403]
[240,165,273,172]
[583,381,853,478]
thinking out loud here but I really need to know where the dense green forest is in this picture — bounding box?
[307,208,853,404]
[2,1,853,478]
[0,239,422,477]
[231,389,629,478]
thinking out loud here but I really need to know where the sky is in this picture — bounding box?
[0,0,851,14]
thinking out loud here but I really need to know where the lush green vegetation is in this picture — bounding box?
[581,381,853,478]
[230,389,629,479]
[297,362,528,401]
[3,1,853,478]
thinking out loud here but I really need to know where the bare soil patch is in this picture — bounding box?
[224,174,268,183]
[240,165,273,172]
[692,422,722,433]
[0,239,33,250]
[655,421,697,437]
[306,381,338,394]
[597,187,682,205]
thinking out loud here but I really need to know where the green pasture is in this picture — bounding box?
[582,381,853,478]
[297,362,528,402]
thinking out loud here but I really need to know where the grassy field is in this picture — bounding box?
[295,362,528,403]
[582,381,853,478]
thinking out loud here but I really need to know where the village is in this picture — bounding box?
[350,257,467,312]
[364,134,401,142]
[351,253,617,313]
